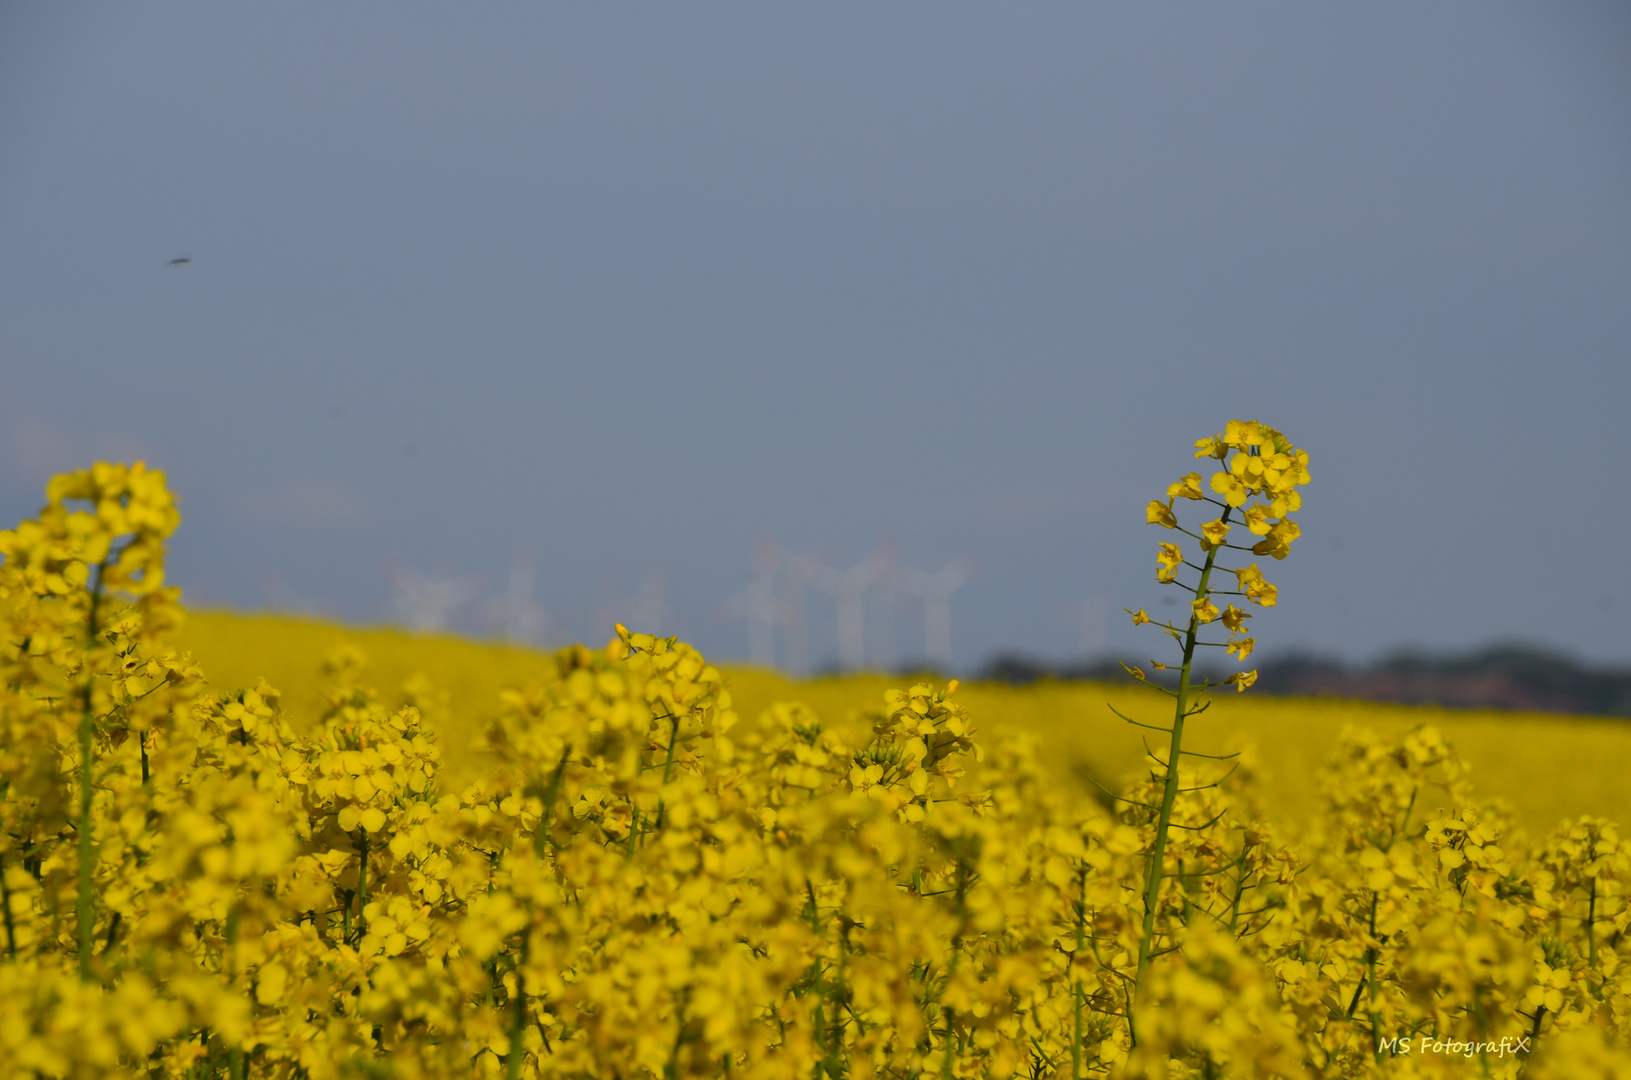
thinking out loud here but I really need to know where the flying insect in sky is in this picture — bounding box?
[168,256,191,267]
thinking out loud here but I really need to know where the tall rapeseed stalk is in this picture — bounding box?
[1123,421,1310,1009]
[0,464,183,981]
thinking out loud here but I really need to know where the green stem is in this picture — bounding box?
[625,809,641,860]
[804,880,828,1078]
[652,714,682,832]
[532,746,571,859]
[1587,876,1598,971]
[1135,508,1230,991]
[1178,858,1190,926]
[664,988,690,1080]
[1228,836,1252,935]
[354,828,369,946]
[829,932,848,1079]
[226,905,244,1079]
[1526,1003,1546,1063]
[941,853,971,1080]
[1367,891,1383,1064]
[0,848,15,961]
[813,981,827,1080]
[0,781,14,962]
[506,927,531,1080]
[1396,785,1418,841]
[1071,866,1086,1080]
[76,559,107,981]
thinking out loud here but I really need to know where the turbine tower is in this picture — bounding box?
[809,544,893,672]
[894,557,975,671]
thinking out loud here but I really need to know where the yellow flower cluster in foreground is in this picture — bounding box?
[3,463,1631,1078]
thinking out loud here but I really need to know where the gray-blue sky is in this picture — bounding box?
[2,3,1628,671]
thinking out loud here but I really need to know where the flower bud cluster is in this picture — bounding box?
[1134,420,1310,692]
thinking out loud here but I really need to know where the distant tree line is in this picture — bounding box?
[979,643,1631,718]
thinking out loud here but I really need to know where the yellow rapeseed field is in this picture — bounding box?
[4,428,1630,1078]
[178,610,1631,842]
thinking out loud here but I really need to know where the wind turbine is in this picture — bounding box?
[894,557,975,671]
[386,561,482,633]
[868,540,902,672]
[628,565,671,633]
[595,565,674,642]
[1065,590,1110,659]
[481,549,555,645]
[809,544,893,672]
[774,549,827,675]
[715,542,781,666]
[257,568,333,617]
